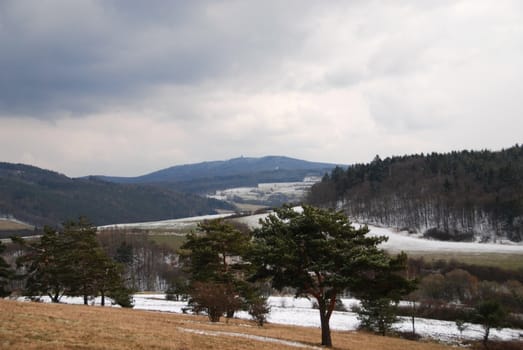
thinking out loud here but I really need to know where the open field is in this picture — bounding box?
[407,251,523,270]
[149,233,187,250]
[0,219,33,231]
[0,299,455,350]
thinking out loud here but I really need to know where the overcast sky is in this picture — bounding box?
[1,1,522,177]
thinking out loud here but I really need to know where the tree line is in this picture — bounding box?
[308,145,523,242]
[403,258,523,346]
[3,217,132,307]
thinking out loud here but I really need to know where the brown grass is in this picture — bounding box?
[405,251,523,270]
[0,219,33,231]
[0,299,455,350]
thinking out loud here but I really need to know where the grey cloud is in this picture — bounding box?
[0,0,313,117]
[1,0,523,178]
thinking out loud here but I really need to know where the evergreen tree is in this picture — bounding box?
[0,241,14,297]
[179,219,251,322]
[14,226,73,302]
[474,300,507,346]
[249,205,398,347]
[62,218,103,304]
[354,252,416,336]
[15,217,131,305]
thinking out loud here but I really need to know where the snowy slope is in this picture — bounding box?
[367,225,523,254]
[235,213,523,254]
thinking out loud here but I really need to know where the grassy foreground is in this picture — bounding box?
[0,299,454,350]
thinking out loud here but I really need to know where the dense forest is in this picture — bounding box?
[0,163,233,228]
[308,145,523,242]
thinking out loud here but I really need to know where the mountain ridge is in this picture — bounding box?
[91,155,341,184]
[0,156,341,228]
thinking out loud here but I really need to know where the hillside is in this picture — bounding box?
[308,145,523,242]
[94,156,340,194]
[0,299,454,350]
[0,162,234,228]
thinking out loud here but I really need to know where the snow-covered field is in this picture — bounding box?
[235,213,523,254]
[208,177,320,204]
[98,213,234,230]
[368,225,523,254]
[20,294,521,345]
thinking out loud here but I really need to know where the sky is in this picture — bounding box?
[1,0,522,177]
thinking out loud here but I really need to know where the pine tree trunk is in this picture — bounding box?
[411,300,416,336]
[483,326,490,347]
[226,309,235,318]
[318,304,332,347]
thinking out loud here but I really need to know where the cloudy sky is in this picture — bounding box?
[1,1,522,177]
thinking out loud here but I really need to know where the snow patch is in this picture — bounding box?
[177,327,323,349]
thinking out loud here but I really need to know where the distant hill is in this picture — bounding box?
[93,156,341,194]
[308,145,523,242]
[0,162,234,228]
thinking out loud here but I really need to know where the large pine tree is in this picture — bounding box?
[249,205,412,347]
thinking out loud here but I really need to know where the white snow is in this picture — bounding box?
[98,213,235,230]
[207,177,321,204]
[177,327,323,349]
[367,225,523,254]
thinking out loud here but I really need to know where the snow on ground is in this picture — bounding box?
[98,213,234,230]
[367,225,523,254]
[14,294,522,344]
[134,295,523,344]
[177,327,323,349]
[208,177,320,203]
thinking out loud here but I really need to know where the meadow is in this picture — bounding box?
[0,298,455,350]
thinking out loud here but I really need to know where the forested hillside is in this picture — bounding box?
[308,145,523,242]
[0,163,234,228]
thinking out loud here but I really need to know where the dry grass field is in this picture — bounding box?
[407,251,523,270]
[0,219,33,231]
[0,299,455,350]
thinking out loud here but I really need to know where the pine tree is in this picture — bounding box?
[249,205,401,347]
[354,252,416,336]
[180,219,251,322]
[0,241,13,297]
[15,217,132,306]
[14,226,72,302]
